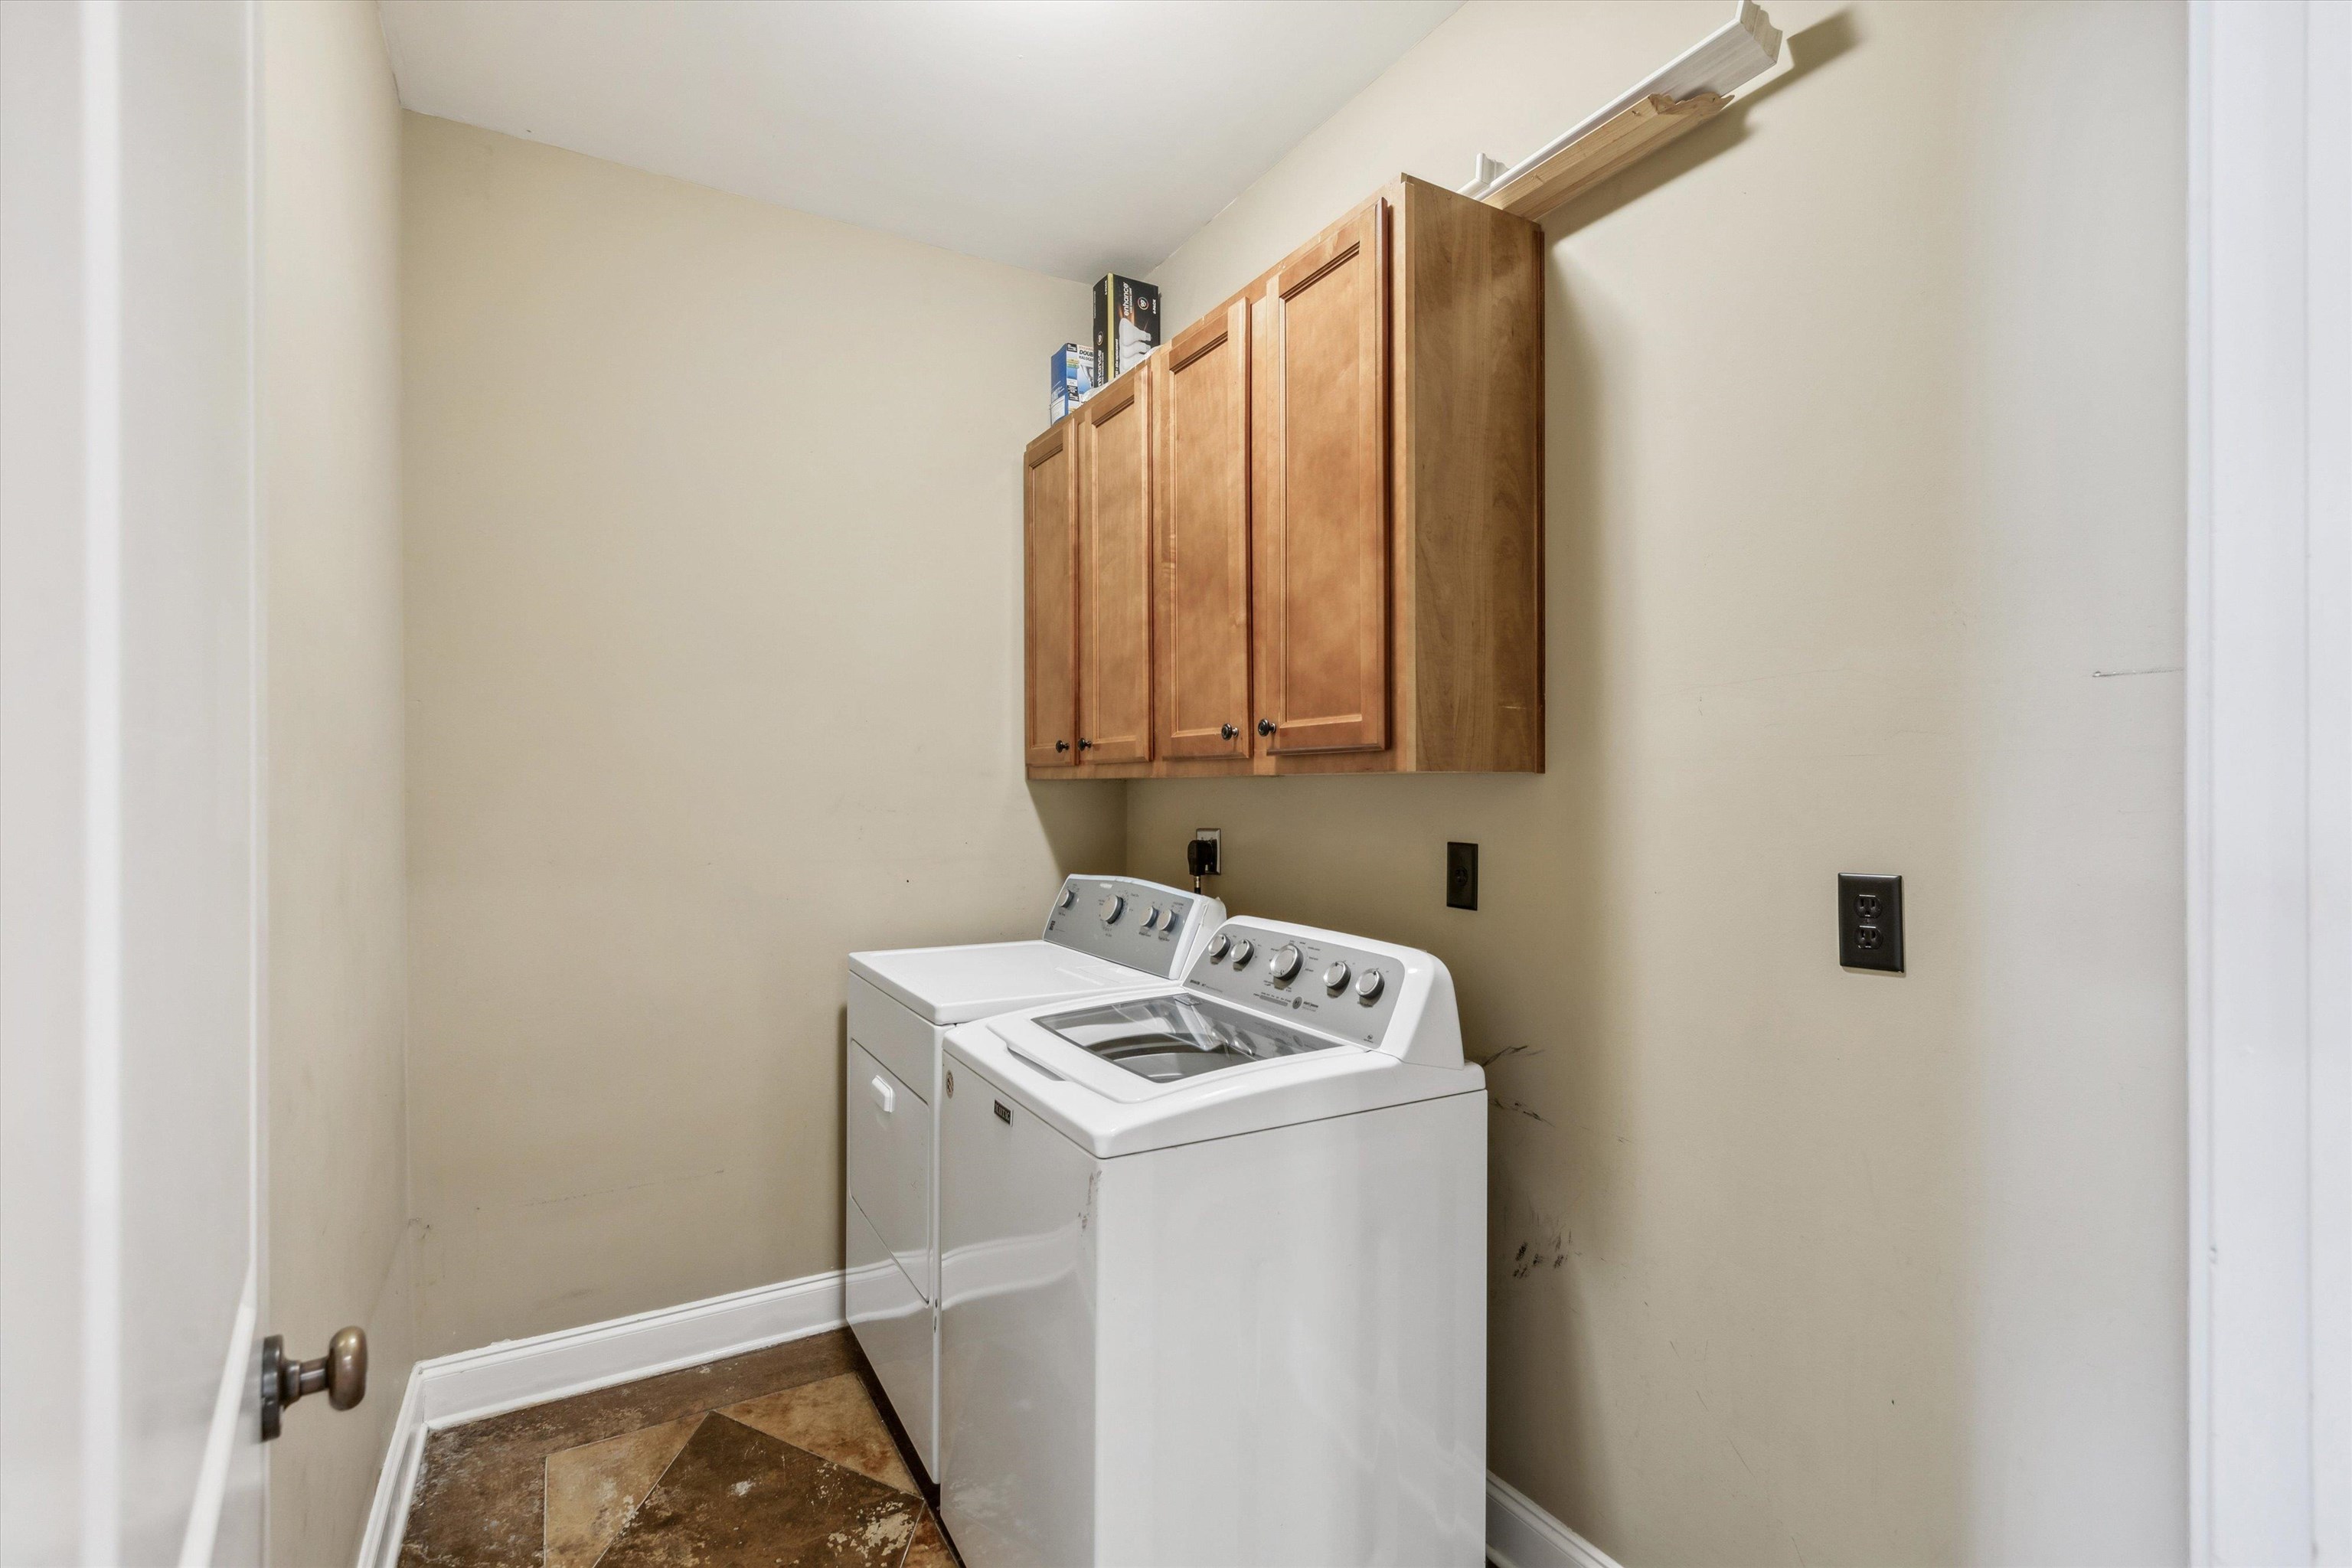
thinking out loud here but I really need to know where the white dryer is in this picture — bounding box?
[844,876,1224,1485]
[937,917,1488,1568]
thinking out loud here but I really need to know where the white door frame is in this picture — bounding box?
[2186,3,2350,1564]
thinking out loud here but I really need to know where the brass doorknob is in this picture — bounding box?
[260,1325,366,1439]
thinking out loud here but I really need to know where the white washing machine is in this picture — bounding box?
[937,916,1488,1568]
[844,876,1224,1485]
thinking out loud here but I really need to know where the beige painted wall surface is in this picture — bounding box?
[1127,3,2186,1563]
[261,2,414,1563]
[400,115,1119,1356]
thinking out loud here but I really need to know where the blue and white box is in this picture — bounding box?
[1051,342,1098,422]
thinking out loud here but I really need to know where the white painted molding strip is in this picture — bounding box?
[1486,1471,1626,1568]
[354,1269,845,1568]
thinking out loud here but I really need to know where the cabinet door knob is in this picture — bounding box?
[1220,723,1238,740]
[1256,718,1276,737]
[1078,737,1094,750]
[1054,739,1070,753]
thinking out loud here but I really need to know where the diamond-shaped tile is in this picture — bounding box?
[720,1373,917,1495]
[543,1415,701,1568]
[597,1413,920,1568]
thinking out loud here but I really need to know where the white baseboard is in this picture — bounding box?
[354,1269,844,1568]
[1487,1471,1625,1568]
[354,1363,430,1568]
[351,1270,1610,1568]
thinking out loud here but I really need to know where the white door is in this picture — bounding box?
[1,2,266,1563]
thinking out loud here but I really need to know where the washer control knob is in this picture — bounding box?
[1099,893,1126,924]
[1057,887,1075,910]
[1230,939,1256,968]
[1354,969,1386,1001]
[1322,961,1351,993]
[1140,906,1161,931]
[1161,909,1181,938]
[1269,944,1302,982]
[1207,933,1230,962]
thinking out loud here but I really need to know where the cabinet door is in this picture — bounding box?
[1155,297,1252,760]
[1253,198,1389,754]
[1023,420,1079,767]
[1076,368,1153,764]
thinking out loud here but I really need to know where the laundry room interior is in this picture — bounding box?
[7,2,2345,1567]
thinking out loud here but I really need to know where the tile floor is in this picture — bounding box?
[398,1330,956,1568]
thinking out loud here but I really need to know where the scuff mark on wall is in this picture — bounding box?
[1479,1042,1552,1125]
[1510,1219,1570,1278]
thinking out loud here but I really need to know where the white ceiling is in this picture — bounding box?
[378,0,1460,283]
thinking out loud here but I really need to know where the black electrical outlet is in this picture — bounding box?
[1446,842,1478,910]
[1187,829,1221,878]
[1838,874,1904,972]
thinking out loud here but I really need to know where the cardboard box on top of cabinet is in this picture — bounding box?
[1093,275,1161,383]
[1051,343,1098,423]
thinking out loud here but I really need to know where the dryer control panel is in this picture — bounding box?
[1041,877,1213,979]
[1184,920,1403,1049]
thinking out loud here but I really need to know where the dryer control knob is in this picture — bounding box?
[1269,944,1302,982]
[1355,969,1386,1001]
[1099,894,1126,924]
[1207,933,1230,962]
[1230,939,1256,968]
[1322,961,1351,993]
[1058,887,1075,910]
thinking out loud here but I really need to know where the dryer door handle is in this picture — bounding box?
[868,1074,896,1115]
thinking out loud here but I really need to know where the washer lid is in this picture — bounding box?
[953,1001,1484,1158]
[848,940,1146,1026]
[1035,993,1345,1084]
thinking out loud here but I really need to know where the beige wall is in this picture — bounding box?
[400,115,1121,1357]
[1127,2,2187,1563]
[260,3,414,1563]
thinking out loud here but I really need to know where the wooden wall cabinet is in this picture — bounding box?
[1155,297,1253,761]
[1074,367,1154,763]
[1021,419,1077,767]
[1024,175,1542,779]
[1254,196,1390,757]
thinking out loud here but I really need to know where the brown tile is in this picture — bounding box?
[543,1415,700,1568]
[720,1374,917,1495]
[597,1413,920,1568]
[400,1330,860,1568]
[901,1511,958,1568]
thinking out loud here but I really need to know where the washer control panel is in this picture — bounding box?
[1042,877,1207,978]
[1184,921,1402,1048]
